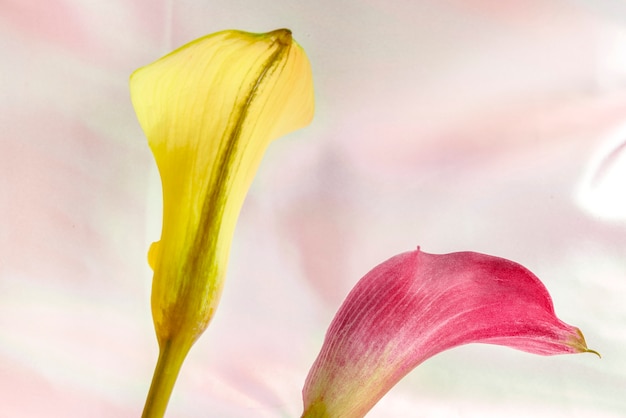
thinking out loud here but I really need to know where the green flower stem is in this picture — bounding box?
[142,339,191,418]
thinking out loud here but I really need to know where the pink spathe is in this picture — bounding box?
[303,248,593,418]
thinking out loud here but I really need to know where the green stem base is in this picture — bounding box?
[142,339,191,418]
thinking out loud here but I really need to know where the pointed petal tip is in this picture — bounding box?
[570,328,601,358]
[268,28,293,45]
[586,348,602,358]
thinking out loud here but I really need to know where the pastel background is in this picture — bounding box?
[1,0,625,417]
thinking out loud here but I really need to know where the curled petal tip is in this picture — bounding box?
[586,348,602,358]
[269,28,292,44]
[570,328,601,358]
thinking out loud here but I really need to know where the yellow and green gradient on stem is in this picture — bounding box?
[130,28,314,417]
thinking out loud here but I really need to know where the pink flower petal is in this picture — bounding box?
[302,248,596,418]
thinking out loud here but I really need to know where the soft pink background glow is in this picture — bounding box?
[1,1,625,417]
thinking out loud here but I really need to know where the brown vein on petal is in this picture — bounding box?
[178,32,292,329]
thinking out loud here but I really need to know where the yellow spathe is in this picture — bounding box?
[130,28,314,347]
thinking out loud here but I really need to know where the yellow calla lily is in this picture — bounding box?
[130,29,314,417]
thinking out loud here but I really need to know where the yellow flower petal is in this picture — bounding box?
[133,28,314,417]
[130,28,314,346]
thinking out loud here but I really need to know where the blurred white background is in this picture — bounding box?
[1,0,625,417]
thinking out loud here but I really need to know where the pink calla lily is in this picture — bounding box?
[302,248,597,418]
